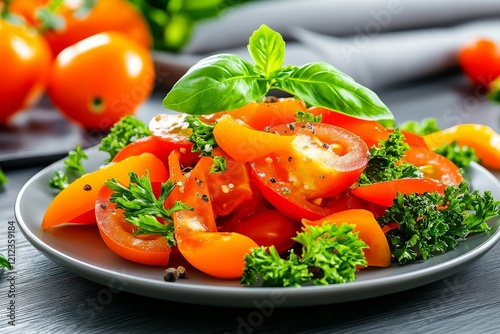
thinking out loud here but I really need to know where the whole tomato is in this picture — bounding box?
[458,38,500,86]
[9,0,152,56]
[0,18,52,123]
[47,32,155,129]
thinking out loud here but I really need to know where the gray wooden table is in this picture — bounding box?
[2,74,500,334]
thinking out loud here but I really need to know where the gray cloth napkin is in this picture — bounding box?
[154,0,500,89]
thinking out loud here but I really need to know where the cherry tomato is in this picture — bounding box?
[402,147,463,186]
[458,38,500,86]
[47,32,155,129]
[349,178,448,207]
[95,184,171,266]
[0,18,51,123]
[10,0,152,56]
[229,209,301,254]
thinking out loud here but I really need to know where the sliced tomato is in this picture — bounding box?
[302,209,391,267]
[206,148,253,216]
[167,151,258,278]
[323,190,387,218]
[308,107,389,148]
[213,114,295,164]
[42,153,169,229]
[95,185,171,266]
[349,178,448,207]
[270,122,369,199]
[112,135,199,167]
[228,209,301,254]
[402,147,463,186]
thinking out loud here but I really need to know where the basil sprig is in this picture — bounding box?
[163,24,394,122]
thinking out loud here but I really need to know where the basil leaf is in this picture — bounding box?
[274,62,394,121]
[248,24,285,77]
[163,54,268,114]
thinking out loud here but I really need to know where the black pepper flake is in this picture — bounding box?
[288,123,296,131]
[300,123,306,128]
[264,126,271,132]
[319,174,325,179]
[201,194,209,202]
[307,122,313,130]
[288,156,293,162]
[100,203,107,210]
[269,177,277,183]
[83,184,92,191]
[322,143,330,149]
[195,178,203,186]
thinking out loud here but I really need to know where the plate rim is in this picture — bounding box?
[14,147,500,308]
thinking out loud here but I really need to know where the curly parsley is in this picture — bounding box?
[99,116,150,162]
[433,141,479,173]
[49,144,88,191]
[399,117,441,136]
[378,182,499,264]
[358,128,422,185]
[241,222,368,287]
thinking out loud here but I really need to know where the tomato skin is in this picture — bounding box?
[308,107,389,148]
[402,147,463,186]
[349,178,448,207]
[0,19,52,123]
[48,32,154,129]
[95,185,171,266]
[11,0,152,56]
[458,38,500,86]
[229,209,301,254]
[302,209,391,267]
[42,153,169,229]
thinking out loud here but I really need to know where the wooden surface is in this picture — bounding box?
[2,74,500,334]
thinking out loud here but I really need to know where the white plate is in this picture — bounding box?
[14,146,500,308]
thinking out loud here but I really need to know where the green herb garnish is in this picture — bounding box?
[399,117,441,136]
[0,168,7,188]
[164,25,393,123]
[241,222,368,287]
[378,182,499,264]
[49,144,88,191]
[105,171,192,246]
[99,115,150,162]
[295,110,322,123]
[434,141,479,173]
[0,253,12,271]
[358,128,422,185]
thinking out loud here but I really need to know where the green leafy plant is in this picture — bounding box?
[241,222,368,287]
[164,25,394,122]
[0,168,7,188]
[0,253,12,271]
[49,144,88,191]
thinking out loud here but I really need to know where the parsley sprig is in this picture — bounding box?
[358,128,422,185]
[0,253,12,271]
[433,141,479,173]
[378,182,499,264]
[99,116,150,162]
[104,171,192,246]
[49,144,88,191]
[241,222,368,287]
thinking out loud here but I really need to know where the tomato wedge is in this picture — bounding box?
[212,114,295,164]
[167,151,258,278]
[42,153,169,229]
[302,209,391,267]
[95,185,171,266]
[402,147,463,186]
[308,107,389,148]
[349,178,448,207]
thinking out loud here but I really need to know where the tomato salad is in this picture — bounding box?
[41,25,500,287]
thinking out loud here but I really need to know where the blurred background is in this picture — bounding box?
[1,0,500,167]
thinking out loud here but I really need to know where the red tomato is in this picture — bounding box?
[402,147,464,186]
[270,122,369,199]
[229,209,301,254]
[47,32,155,129]
[0,19,51,123]
[95,185,171,266]
[10,0,152,56]
[349,178,448,207]
[308,107,389,148]
[458,38,500,86]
